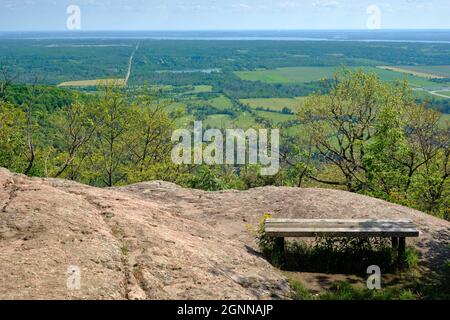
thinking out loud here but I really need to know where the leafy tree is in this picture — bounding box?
[184,166,228,191]
[48,97,99,179]
[0,65,17,102]
[124,87,177,183]
[0,101,27,172]
[298,69,449,218]
[87,86,131,187]
[299,70,391,191]
[21,78,47,176]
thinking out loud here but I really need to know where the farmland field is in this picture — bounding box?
[388,65,450,78]
[413,89,449,100]
[235,66,447,88]
[203,114,234,128]
[203,113,258,129]
[434,90,450,97]
[240,97,305,112]
[235,67,339,84]
[377,66,445,79]
[58,78,126,87]
[1,35,449,119]
[255,110,296,124]
[187,85,213,93]
[208,96,234,110]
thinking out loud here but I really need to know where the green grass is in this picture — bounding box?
[152,84,173,92]
[439,113,450,127]
[235,67,338,84]
[167,94,239,129]
[58,78,126,87]
[287,259,450,300]
[208,95,234,110]
[372,67,440,87]
[278,239,403,274]
[413,90,442,100]
[289,279,418,300]
[235,112,258,128]
[395,65,450,78]
[165,102,185,113]
[203,113,257,129]
[321,282,418,300]
[235,66,447,88]
[203,114,235,128]
[174,114,195,127]
[120,243,129,256]
[190,85,213,93]
[289,279,316,300]
[240,97,305,112]
[435,90,450,97]
[255,110,296,124]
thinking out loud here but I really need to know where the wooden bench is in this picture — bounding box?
[264,218,419,261]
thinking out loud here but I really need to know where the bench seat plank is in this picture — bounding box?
[265,219,419,238]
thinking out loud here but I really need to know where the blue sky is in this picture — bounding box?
[0,0,449,31]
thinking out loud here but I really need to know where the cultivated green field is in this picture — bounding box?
[372,67,445,87]
[255,110,296,124]
[413,90,450,100]
[435,90,450,98]
[235,66,447,88]
[203,114,234,128]
[165,102,185,113]
[58,78,126,87]
[240,97,305,112]
[236,67,338,84]
[234,112,258,128]
[377,66,445,79]
[174,114,195,127]
[209,96,234,110]
[203,113,257,129]
[188,85,213,93]
[393,65,450,78]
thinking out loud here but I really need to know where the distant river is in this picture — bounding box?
[1,30,450,43]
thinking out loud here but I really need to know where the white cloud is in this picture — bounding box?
[312,0,339,8]
[278,2,303,9]
[231,3,251,10]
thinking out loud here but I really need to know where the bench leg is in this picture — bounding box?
[274,237,285,266]
[275,237,285,255]
[392,237,398,249]
[397,237,406,266]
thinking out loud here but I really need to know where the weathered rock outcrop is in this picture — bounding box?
[0,168,449,299]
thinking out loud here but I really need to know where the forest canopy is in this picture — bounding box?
[0,70,449,220]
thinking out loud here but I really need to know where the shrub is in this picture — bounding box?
[255,213,285,267]
[184,166,227,191]
[288,279,314,300]
[404,247,420,269]
[319,281,418,300]
[281,237,398,274]
[289,278,418,300]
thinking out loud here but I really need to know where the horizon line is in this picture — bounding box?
[2,28,450,33]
